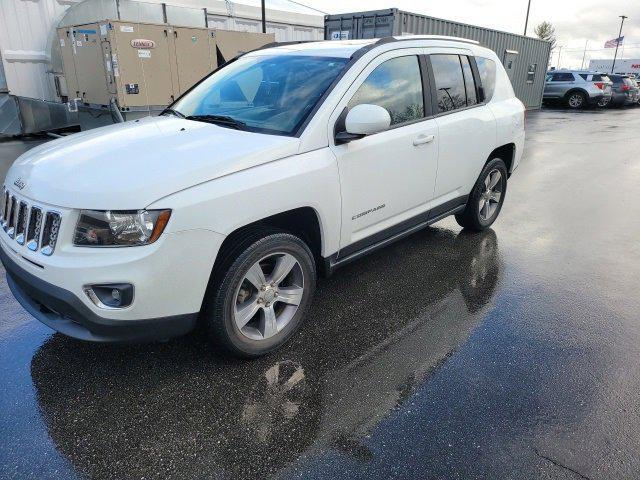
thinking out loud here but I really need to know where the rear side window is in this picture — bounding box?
[348,55,424,125]
[475,57,496,102]
[550,72,574,81]
[431,54,467,112]
[460,56,478,106]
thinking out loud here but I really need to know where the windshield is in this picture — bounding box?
[171,55,349,136]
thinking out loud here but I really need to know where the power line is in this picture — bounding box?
[559,44,640,52]
[280,0,329,14]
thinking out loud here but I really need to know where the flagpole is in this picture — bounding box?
[611,15,627,74]
[581,40,588,70]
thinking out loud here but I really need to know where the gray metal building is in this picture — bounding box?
[324,8,551,109]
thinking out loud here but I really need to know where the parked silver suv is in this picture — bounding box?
[544,70,613,109]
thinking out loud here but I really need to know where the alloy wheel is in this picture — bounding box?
[568,94,584,108]
[478,169,503,221]
[233,252,305,341]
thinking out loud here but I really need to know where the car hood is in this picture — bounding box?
[5,116,300,209]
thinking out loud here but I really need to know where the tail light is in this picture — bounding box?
[621,85,630,92]
[594,82,604,90]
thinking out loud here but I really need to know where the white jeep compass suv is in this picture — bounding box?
[1,36,524,357]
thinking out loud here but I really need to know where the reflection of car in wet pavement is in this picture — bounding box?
[30,228,501,479]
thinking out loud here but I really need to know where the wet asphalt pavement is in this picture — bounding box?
[1,108,640,479]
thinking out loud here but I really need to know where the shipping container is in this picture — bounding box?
[324,8,551,109]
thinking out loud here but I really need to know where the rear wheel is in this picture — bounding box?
[566,91,586,109]
[203,229,316,357]
[597,96,610,107]
[455,158,508,231]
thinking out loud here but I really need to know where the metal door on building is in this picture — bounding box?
[503,50,519,82]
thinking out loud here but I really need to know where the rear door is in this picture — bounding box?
[428,52,496,205]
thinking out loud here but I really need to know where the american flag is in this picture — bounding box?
[604,36,624,48]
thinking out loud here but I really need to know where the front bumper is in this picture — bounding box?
[0,221,225,342]
[1,245,197,342]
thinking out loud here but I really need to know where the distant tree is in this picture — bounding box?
[534,21,557,50]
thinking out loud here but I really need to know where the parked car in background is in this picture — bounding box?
[1,36,525,357]
[543,70,612,108]
[608,75,639,107]
[629,78,640,105]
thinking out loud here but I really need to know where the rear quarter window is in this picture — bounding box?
[475,57,497,102]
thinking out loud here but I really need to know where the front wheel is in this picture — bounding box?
[455,158,508,231]
[204,230,316,357]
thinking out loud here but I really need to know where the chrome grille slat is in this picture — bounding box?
[2,186,62,256]
[15,202,27,245]
[26,206,43,252]
[7,196,17,238]
[41,212,61,256]
[1,189,7,224]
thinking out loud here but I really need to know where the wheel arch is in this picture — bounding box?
[212,207,325,281]
[486,143,515,175]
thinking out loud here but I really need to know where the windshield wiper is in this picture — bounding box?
[160,108,185,118]
[185,114,246,130]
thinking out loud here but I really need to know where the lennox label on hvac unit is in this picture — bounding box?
[131,39,155,49]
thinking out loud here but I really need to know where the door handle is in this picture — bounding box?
[413,134,435,146]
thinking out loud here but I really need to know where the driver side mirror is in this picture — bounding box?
[335,104,391,144]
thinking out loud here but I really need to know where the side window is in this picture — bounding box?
[551,72,574,82]
[475,57,496,102]
[348,55,424,126]
[460,56,477,106]
[431,54,467,112]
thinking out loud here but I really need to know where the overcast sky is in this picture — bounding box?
[291,0,640,68]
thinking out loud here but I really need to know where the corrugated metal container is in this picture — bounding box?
[324,8,551,109]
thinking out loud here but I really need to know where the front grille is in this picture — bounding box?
[1,187,62,256]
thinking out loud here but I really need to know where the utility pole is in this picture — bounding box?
[523,0,532,35]
[261,0,266,33]
[611,15,627,74]
[580,40,588,70]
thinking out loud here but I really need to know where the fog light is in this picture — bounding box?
[84,284,134,309]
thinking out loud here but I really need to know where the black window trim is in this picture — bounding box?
[425,53,487,119]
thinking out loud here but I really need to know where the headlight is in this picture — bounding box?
[73,209,171,247]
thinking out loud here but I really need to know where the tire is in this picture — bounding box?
[565,91,586,109]
[597,96,610,108]
[455,158,508,231]
[203,228,316,358]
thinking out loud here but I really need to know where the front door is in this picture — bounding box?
[328,50,439,255]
